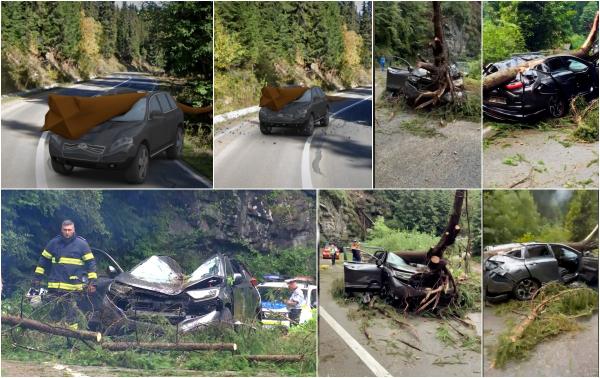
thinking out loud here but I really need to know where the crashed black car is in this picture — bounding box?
[483,54,599,121]
[86,252,261,334]
[386,57,465,104]
[344,250,455,305]
[484,242,598,301]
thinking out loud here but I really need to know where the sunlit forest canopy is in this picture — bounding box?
[214,1,372,112]
[374,1,481,63]
[1,191,316,296]
[483,1,598,64]
[483,190,599,246]
[1,1,212,103]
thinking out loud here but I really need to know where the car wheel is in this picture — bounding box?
[124,144,149,184]
[166,127,183,159]
[259,122,272,135]
[320,108,330,127]
[548,95,566,118]
[301,114,315,136]
[513,278,540,301]
[559,267,570,282]
[51,159,74,175]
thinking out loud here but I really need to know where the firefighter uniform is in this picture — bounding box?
[33,234,97,329]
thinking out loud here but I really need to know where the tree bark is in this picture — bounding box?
[2,315,102,343]
[427,189,465,261]
[483,11,599,91]
[102,342,237,352]
[242,355,304,362]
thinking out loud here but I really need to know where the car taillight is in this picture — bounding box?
[505,81,524,90]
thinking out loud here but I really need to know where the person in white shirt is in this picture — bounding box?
[285,279,305,325]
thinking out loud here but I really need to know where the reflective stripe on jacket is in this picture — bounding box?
[34,234,97,291]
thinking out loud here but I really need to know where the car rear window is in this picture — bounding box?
[149,96,162,114]
[507,249,522,258]
[564,58,588,73]
[527,245,552,258]
[157,93,172,112]
[165,94,177,110]
[546,58,566,73]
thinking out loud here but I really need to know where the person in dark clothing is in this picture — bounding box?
[32,220,97,329]
[351,240,361,262]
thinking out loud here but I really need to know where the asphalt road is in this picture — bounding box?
[1,72,210,188]
[214,87,372,188]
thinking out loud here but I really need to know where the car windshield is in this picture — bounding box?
[111,97,147,122]
[386,253,412,270]
[129,256,183,284]
[189,256,223,281]
[259,286,307,302]
[293,89,312,103]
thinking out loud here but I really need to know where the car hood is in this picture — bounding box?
[114,272,223,296]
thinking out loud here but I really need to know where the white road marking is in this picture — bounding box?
[174,160,212,187]
[300,96,372,188]
[35,131,49,188]
[214,105,260,125]
[320,306,392,377]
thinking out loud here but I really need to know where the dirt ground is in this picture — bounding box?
[483,305,599,377]
[374,70,481,188]
[318,257,482,377]
[483,127,599,188]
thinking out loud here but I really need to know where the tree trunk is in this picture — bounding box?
[102,342,237,352]
[242,355,304,362]
[2,315,102,343]
[566,224,599,251]
[483,11,599,91]
[427,190,465,261]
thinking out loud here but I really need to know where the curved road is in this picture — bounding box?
[1,72,210,188]
[214,87,372,188]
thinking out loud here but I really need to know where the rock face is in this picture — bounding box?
[180,191,316,253]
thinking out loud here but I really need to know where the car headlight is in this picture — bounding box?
[110,137,134,152]
[187,288,219,300]
[109,282,132,296]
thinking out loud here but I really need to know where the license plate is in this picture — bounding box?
[488,97,507,105]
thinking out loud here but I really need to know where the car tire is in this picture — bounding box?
[548,95,566,118]
[51,159,74,175]
[166,127,184,159]
[513,278,540,301]
[124,144,149,184]
[301,114,315,136]
[559,267,570,282]
[259,122,272,135]
[320,108,330,127]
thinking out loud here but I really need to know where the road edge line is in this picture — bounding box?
[174,160,212,188]
[300,96,372,188]
[319,306,392,377]
[35,131,49,188]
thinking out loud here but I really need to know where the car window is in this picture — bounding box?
[386,253,411,270]
[111,97,147,122]
[564,58,588,73]
[551,245,579,259]
[189,256,223,281]
[546,58,567,73]
[309,288,317,308]
[294,89,312,103]
[165,94,177,110]
[157,93,172,112]
[507,249,522,258]
[527,245,552,258]
[149,95,162,115]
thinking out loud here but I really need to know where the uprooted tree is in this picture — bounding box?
[413,2,463,109]
[483,11,599,91]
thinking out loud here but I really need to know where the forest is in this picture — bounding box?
[214,1,372,113]
[483,190,598,246]
[1,190,316,297]
[483,1,598,64]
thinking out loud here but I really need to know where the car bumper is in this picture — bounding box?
[483,103,546,122]
[483,270,516,296]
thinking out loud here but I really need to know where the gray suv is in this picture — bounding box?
[49,91,184,184]
[258,86,330,136]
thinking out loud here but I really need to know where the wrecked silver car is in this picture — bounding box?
[484,242,592,301]
[88,253,261,334]
[344,250,456,307]
[386,57,465,104]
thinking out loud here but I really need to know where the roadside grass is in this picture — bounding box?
[1,295,315,376]
[365,219,439,251]
[182,130,213,181]
[490,282,598,369]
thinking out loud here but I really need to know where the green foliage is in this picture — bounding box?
[482,19,525,65]
[573,99,599,143]
[565,191,599,241]
[366,217,439,251]
[238,246,315,279]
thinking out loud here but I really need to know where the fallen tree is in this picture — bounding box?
[103,341,237,352]
[241,355,304,362]
[483,11,599,91]
[2,315,102,343]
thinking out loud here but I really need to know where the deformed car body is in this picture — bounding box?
[86,253,261,334]
[386,57,464,104]
[484,242,595,301]
[483,53,599,121]
[258,87,330,136]
[344,250,454,304]
[257,280,317,328]
[49,91,185,184]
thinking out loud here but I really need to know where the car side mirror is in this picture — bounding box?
[150,110,164,119]
[233,273,243,285]
[107,265,118,278]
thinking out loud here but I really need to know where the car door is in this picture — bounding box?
[546,57,578,97]
[157,93,178,144]
[314,88,327,119]
[224,258,244,321]
[344,251,384,291]
[146,94,165,153]
[561,57,594,96]
[524,244,560,283]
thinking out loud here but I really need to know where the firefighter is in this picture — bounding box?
[32,219,97,330]
[351,239,361,262]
